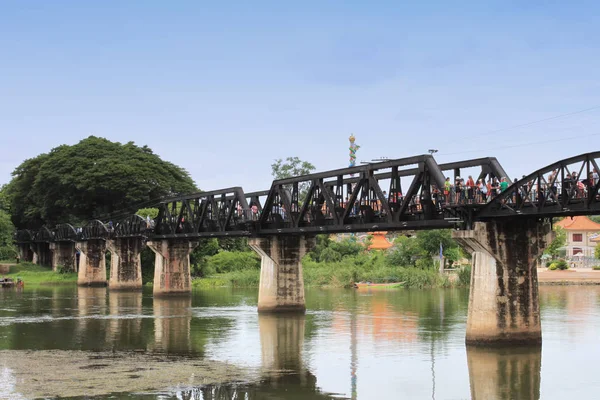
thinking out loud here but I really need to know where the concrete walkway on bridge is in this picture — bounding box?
[538,268,600,284]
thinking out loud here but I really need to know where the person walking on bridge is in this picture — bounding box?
[466,175,475,204]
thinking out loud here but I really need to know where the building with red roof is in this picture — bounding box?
[555,216,600,258]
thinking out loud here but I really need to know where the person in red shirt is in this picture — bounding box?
[466,175,475,204]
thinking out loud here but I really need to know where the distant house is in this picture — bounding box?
[555,216,600,258]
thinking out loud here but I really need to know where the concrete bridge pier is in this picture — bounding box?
[30,243,53,267]
[76,240,108,287]
[453,219,553,345]
[106,238,144,290]
[17,244,34,262]
[147,240,198,295]
[49,242,76,272]
[249,236,315,313]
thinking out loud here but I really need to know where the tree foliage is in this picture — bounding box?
[271,157,316,197]
[136,207,159,219]
[0,210,16,260]
[5,136,197,228]
[386,230,462,269]
[544,226,566,258]
[310,235,365,262]
[0,186,16,260]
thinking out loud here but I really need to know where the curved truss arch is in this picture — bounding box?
[55,223,78,242]
[479,151,600,219]
[33,226,55,242]
[15,230,33,243]
[81,220,109,240]
[114,214,149,238]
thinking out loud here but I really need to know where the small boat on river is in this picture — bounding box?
[353,282,405,289]
[1,277,15,288]
[1,278,24,288]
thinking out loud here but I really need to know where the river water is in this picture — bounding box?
[1,285,599,399]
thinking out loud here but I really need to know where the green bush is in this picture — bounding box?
[206,251,260,274]
[192,269,260,288]
[555,259,568,270]
[457,265,472,286]
[0,245,16,261]
[415,257,434,270]
[548,263,558,271]
[592,266,600,271]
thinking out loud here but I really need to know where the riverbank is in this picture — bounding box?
[192,259,471,289]
[0,262,77,285]
[538,269,600,285]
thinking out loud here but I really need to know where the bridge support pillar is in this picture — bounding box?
[76,240,108,287]
[107,238,144,290]
[30,243,53,268]
[249,236,314,313]
[453,219,552,345]
[18,244,34,262]
[49,242,76,272]
[147,240,198,295]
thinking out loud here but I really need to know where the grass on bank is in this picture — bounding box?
[192,252,472,290]
[1,262,77,285]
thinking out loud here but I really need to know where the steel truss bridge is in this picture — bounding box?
[15,151,600,244]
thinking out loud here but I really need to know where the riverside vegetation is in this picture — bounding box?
[190,230,472,290]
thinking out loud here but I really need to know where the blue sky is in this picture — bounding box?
[1,1,599,192]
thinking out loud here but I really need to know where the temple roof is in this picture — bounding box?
[555,216,600,231]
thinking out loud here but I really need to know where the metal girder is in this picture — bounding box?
[256,155,454,233]
[13,152,600,242]
[54,224,77,242]
[478,151,600,219]
[33,227,54,242]
[114,215,149,238]
[80,220,109,240]
[153,187,251,238]
[326,156,507,187]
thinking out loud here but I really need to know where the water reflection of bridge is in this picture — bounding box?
[167,313,340,400]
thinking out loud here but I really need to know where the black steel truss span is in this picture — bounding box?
[33,227,54,242]
[12,151,600,244]
[152,187,251,238]
[80,220,109,240]
[478,151,600,219]
[54,224,78,242]
[114,215,149,238]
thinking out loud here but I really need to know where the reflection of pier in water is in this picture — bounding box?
[467,345,541,400]
[76,287,108,347]
[172,314,342,399]
[150,297,193,354]
[106,291,144,349]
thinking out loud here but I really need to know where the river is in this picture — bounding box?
[0,285,599,399]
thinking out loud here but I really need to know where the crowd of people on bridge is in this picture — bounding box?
[258,167,600,223]
[435,167,599,207]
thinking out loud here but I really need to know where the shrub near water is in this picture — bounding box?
[302,252,450,289]
[193,251,261,288]
[206,251,260,273]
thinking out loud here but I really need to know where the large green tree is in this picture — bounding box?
[544,226,567,258]
[5,136,197,228]
[0,186,16,260]
[271,157,316,199]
